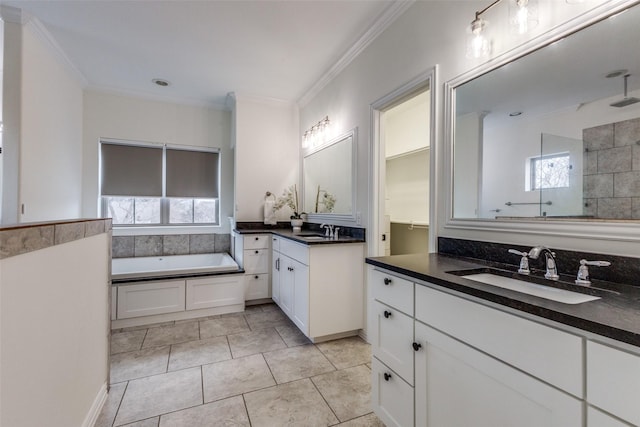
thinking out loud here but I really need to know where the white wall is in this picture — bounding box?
[232,94,299,222]
[18,19,84,222]
[300,0,640,256]
[386,150,429,224]
[0,233,110,427]
[82,90,234,233]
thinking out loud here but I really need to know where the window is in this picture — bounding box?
[100,140,220,226]
[529,153,571,191]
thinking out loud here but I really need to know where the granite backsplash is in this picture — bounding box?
[438,236,640,286]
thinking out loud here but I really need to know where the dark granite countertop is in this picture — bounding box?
[366,253,640,348]
[234,227,365,246]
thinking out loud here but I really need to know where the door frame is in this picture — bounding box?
[369,66,438,257]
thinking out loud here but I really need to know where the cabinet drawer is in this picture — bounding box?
[186,276,243,310]
[371,300,414,383]
[117,280,185,319]
[587,340,640,426]
[245,273,270,300]
[415,285,583,397]
[371,269,413,316]
[243,249,269,273]
[372,357,414,427]
[244,234,269,250]
[279,238,309,265]
[271,235,280,252]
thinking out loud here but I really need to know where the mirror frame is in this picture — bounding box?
[444,0,640,243]
[303,127,358,223]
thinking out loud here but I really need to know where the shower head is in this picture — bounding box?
[610,74,640,107]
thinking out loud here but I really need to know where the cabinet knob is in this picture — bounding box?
[255,237,259,241]
[383,310,392,319]
[412,342,422,352]
[383,372,392,381]
[383,277,392,285]
[255,250,259,254]
[255,275,259,279]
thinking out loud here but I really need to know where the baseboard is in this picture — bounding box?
[358,329,369,344]
[81,382,108,427]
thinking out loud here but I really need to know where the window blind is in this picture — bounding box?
[166,149,219,198]
[100,143,163,196]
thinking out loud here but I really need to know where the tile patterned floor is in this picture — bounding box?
[96,303,385,427]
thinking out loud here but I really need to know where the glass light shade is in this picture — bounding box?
[509,0,538,35]
[466,18,491,59]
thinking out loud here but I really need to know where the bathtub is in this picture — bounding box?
[112,253,241,281]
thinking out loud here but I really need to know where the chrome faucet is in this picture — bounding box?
[528,246,559,280]
[321,223,334,238]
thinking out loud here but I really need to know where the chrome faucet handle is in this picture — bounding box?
[508,249,530,275]
[575,259,611,286]
[333,227,340,239]
[543,251,559,280]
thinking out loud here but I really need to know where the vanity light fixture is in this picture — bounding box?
[303,116,331,148]
[509,0,538,35]
[466,0,540,59]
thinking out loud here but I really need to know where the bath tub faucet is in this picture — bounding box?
[528,246,559,280]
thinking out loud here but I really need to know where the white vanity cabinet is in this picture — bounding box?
[273,236,364,341]
[234,234,271,301]
[369,266,586,427]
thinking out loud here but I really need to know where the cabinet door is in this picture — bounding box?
[414,321,582,427]
[279,257,295,317]
[587,340,640,426]
[117,280,185,319]
[186,275,243,310]
[291,258,309,335]
[271,251,281,304]
[371,300,414,384]
[371,357,414,427]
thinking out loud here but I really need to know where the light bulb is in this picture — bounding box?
[466,17,490,59]
[510,0,538,35]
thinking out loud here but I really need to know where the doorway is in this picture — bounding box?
[370,69,436,257]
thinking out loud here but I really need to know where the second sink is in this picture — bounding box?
[460,272,600,304]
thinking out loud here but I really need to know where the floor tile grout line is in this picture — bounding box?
[241,394,253,427]
[309,375,341,424]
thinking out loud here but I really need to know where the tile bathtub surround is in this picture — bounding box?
[583,117,640,219]
[112,233,232,258]
[438,236,640,287]
[0,218,111,259]
[99,303,378,427]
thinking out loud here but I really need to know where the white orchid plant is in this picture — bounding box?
[273,184,305,219]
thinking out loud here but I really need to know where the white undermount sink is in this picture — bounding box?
[462,273,601,304]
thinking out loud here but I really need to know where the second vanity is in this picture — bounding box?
[234,225,365,342]
[367,252,640,427]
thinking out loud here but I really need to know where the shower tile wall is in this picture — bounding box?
[112,234,231,258]
[583,116,640,218]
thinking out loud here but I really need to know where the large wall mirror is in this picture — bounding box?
[448,1,640,226]
[303,128,357,221]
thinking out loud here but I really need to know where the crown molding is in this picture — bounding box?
[230,92,297,109]
[86,85,229,110]
[297,0,415,108]
[0,5,28,24]
[25,16,88,87]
